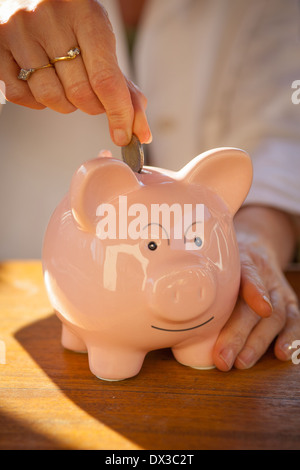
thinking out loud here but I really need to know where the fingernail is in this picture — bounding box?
[236,346,256,369]
[145,131,153,144]
[113,128,131,146]
[279,343,293,360]
[262,295,273,311]
[219,348,234,369]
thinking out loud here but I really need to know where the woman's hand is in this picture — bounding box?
[0,0,151,146]
[213,206,300,370]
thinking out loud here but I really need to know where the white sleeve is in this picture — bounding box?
[221,0,300,216]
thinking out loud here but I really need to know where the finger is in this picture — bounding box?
[213,298,260,371]
[0,48,45,109]
[240,255,273,317]
[45,38,105,115]
[75,4,134,145]
[234,288,286,369]
[10,34,75,113]
[275,301,300,361]
[126,79,152,144]
[53,53,105,115]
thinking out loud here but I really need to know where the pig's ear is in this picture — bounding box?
[70,157,140,231]
[180,147,252,216]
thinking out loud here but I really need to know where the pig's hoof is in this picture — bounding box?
[96,376,126,382]
[189,364,216,370]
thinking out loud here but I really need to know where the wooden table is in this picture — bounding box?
[0,260,299,450]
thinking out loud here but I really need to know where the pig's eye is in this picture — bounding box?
[194,236,203,247]
[148,241,158,251]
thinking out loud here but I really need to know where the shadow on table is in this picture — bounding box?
[15,313,209,450]
[14,307,300,450]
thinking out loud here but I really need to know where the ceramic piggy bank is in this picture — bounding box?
[42,147,252,381]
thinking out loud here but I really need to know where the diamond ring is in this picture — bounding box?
[50,47,81,64]
[17,47,81,81]
[18,63,54,81]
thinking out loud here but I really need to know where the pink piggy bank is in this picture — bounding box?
[42,147,252,381]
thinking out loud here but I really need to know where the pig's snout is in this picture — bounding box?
[151,267,216,323]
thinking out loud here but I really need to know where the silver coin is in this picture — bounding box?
[121,134,144,173]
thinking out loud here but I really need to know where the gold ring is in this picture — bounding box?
[50,47,81,64]
[18,63,54,81]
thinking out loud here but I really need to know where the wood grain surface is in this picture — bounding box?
[0,260,299,450]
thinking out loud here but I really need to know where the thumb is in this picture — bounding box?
[240,257,273,318]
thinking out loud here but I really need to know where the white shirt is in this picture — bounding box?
[0,0,299,258]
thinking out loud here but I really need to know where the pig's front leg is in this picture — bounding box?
[61,323,87,353]
[172,335,218,370]
[87,344,146,381]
